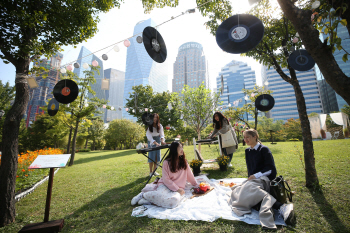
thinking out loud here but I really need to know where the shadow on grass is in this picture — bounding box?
[62,177,155,232]
[307,187,348,232]
[74,150,137,165]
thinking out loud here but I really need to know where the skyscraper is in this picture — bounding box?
[316,23,349,112]
[123,18,168,121]
[172,42,208,93]
[26,53,63,127]
[216,60,257,120]
[104,68,125,122]
[74,46,106,120]
[263,66,323,121]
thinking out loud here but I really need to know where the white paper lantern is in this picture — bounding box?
[85,103,89,107]
[312,1,320,9]
[228,103,232,107]
[113,45,120,52]
[82,63,89,69]
[111,106,114,110]
[150,109,153,112]
[132,109,135,113]
[60,68,66,73]
[295,32,299,37]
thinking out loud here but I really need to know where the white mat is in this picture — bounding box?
[132,175,286,226]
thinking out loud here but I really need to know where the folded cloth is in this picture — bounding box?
[131,175,287,226]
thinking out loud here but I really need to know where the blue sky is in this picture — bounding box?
[0,0,262,89]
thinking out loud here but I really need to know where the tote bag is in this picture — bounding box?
[221,127,236,148]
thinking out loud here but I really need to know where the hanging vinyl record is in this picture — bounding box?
[53,79,79,104]
[288,49,315,71]
[216,14,264,54]
[142,112,154,126]
[255,94,275,112]
[142,26,167,63]
[47,98,59,116]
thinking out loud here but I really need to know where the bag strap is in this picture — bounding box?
[282,178,293,202]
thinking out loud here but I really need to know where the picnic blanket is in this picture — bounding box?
[131,175,287,226]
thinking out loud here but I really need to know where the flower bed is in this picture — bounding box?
[0,148,63,193]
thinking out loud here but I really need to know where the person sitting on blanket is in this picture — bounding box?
[228,129,296,230]
[131,141,199,208]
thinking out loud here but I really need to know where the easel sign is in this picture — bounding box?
[19,154,71,233]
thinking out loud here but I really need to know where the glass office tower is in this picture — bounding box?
[172,42,208,93]
[26,53,63,127]
[263,66,323,121]
[216,60,257,121]
[123,18,168,121]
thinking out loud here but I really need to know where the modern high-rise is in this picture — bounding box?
[172,42,208,93]
[74,46,106,120]
[216,60,257,121]
[104,68,125,122]
[316,23,349,112]
[123,18,168,121]
[263,66,323,121]
[26,53,63,127]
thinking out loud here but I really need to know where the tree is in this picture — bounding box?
[238,2,319,187]
[224,85,272,129]
[276,0,350,105]
[256,116,285,142]
[88,118,105,150]
[125,85,182,130]
[104,119,144,150]
[341,105,350,117]
[174,83,220,152]
[283,118,303,140]
[0,81,15,151]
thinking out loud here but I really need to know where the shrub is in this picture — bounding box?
[343,128,349,138]
[289,138,299,141]
[79,149,91,152]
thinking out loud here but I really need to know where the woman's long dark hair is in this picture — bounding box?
[212,111,228,130]
[165,141,187,173]
[148,113,160,133]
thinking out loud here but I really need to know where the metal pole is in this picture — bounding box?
[44,168,55,222]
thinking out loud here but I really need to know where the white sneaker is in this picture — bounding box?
[138,198,151,205]
[228,163,233,167]
[131,192,143,205]
[279,203,296,225]
[153,171,160,176]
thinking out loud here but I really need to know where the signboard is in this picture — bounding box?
[28,154,71,169]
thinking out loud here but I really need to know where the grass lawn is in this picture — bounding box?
[1,140,350,232]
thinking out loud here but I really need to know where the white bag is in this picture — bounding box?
[221,129,236,148]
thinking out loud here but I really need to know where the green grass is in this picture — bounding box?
[1,140,350,232]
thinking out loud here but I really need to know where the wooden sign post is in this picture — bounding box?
[19,154,71,233]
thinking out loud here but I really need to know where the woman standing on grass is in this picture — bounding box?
[228,129,296,230]
[208,111,238,167]
[131,141,199,208]
[146,113,166,177]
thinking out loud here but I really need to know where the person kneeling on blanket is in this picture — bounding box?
[131,141,199,208]
[228,129,296,230]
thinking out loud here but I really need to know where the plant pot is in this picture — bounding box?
[219,164,227,171]
[192,167,201,176]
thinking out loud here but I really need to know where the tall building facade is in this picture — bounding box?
[216,60,257,120]
[172,42,208,93]
[74,46,106,120]
[26,53,63,127]
[104,68,125,122]
[316,23,349,112]
[263,66,323,121]
[123,18,168,121]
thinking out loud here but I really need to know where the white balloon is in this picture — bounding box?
[113,45,120,52]
[82,63,89,69]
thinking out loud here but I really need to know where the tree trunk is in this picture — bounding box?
[277,0,350,105]
[84,138,88,149]
[197,132,201,153]
[92,140,95,151]
[68,119,80,166]
[291,76,319,187]
[67,127,73,154]
[0,63,30,226]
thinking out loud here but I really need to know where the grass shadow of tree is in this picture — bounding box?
[74,150,136,165]
[307,186,348,232]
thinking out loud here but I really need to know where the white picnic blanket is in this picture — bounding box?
[132,175,287,226]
